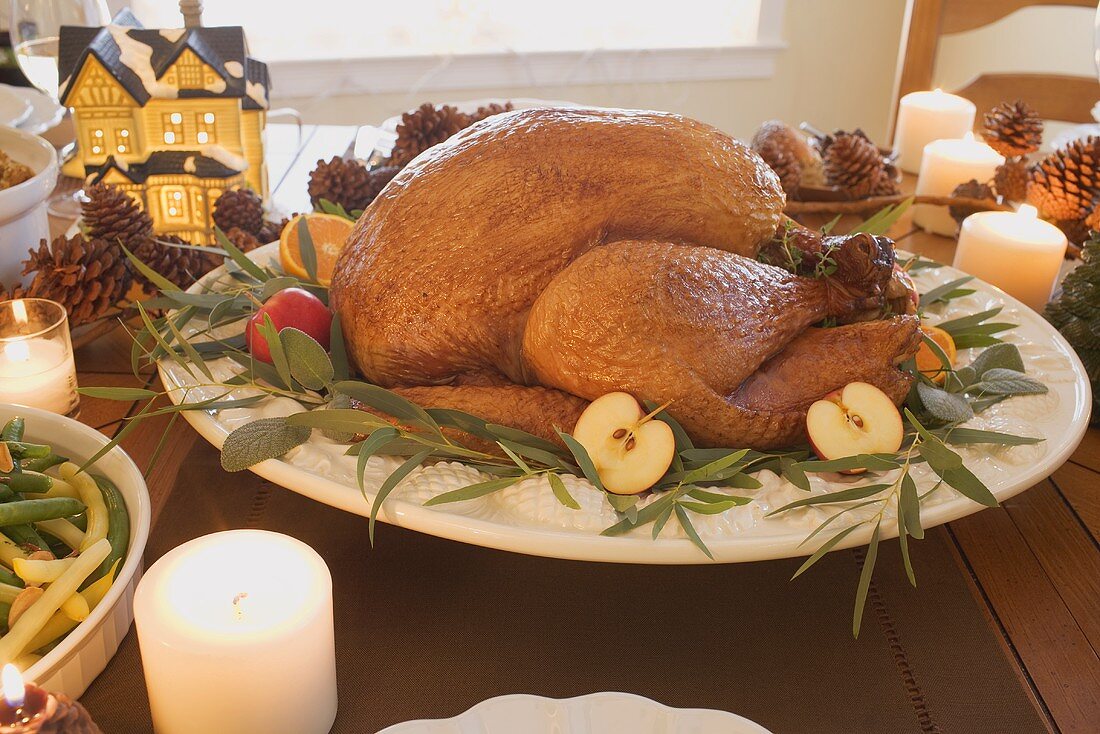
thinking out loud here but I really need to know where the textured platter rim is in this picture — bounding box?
[374,692,772,733]
[159,245,1091,565]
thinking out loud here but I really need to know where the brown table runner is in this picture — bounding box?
[80,441,1048,733]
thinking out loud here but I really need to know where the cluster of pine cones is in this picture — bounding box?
[957,100,1099,244]
[7,183,284,328]
[306,102,515,215]
[752,121,899,200]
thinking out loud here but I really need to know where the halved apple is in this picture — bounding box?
[572,392,676,495]
[806,382,904,469]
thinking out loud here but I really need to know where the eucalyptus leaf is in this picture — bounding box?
[260,276,301,300]
[677,499,742,515]
[939,427,1043,446]
[792,523,863,579]
[497,442,532,475]
[606,493,638,514]
[215,227,269,282]
[77,387,160,401]
[257,315,293,390]
[674,504,713,559]
[939,465,998,507]
[643,400,694,452]
[333,381,443,436]
[220,417,311,472]
[369,449,432,544]
[548,473,580,510]
[682,449,748,484]
[934,307,1003,333]
[919,276,974,308]
[280,327,334,391]
[900,473,922,540]
[796,454,900,473]
[329,313,349,381]
[121,244,181,293]
[424,476,521,506]
[296,217,319,282]
[853,523,881,638]
[652,503,674,539]
[557,431,606,492]
[768,483,891,515]
[780,456,811,491]
[602,489,682,536]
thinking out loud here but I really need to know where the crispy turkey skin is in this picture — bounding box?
[330,107,919,449]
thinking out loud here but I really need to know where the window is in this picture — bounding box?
[131,1,783,95]
[115,128,130,154]
[89,128,104,156]
[196,112,216,145]
[162,112,183,145]
[176,59,203,89]
[161,187,189,221]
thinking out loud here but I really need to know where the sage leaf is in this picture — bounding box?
[917,382,974,423]
[968,343,1024,377]
[548,473,580,510]
[220,417,311,472]
[260,276,300,300]
[969,368,1047,396]
[280,327,334,391]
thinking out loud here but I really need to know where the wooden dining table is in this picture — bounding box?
[48,123,1100,733]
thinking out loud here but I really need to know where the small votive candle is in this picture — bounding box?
[134,530,337,734]
[892,89,977,173]
[0,300,78,417]
[913,133,1004,236]
[0,664,101,733]
[953,205,1068,311]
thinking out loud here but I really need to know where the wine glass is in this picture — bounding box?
[9,0,109,218]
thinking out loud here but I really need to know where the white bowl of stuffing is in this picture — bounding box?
[0,403,150,698]
[0,126,58,284]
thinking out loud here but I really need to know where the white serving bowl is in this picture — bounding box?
[0,403,150,698]
[0,126,58,285]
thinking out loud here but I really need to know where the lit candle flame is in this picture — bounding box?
[1017,204,1039,220]
[233,592,249,621]
[11,301,27,327]
[2,664,25,708]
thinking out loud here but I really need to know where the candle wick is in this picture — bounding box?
[233,592,248,620]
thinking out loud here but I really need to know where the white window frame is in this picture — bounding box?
[268,0,786,97]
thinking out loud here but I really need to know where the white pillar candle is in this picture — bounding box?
[134,530,337,734]
[913,133,1004,236]
[892,89,977,173]
[0,300,78,416]
[953,205,1068,311]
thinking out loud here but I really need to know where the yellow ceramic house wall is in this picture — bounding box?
[64,41,267,243]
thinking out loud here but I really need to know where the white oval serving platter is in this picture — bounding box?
[158,244,1090,564]
[375,692,771,734]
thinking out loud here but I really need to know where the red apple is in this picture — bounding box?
[806,382,903,473]
[246,287,332,363]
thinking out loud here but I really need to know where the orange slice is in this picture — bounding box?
[279,213,354,286]
[915,325,957,384]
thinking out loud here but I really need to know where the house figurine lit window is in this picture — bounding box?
[58,9,269,244]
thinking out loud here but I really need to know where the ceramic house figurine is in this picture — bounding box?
[57,9,269,244]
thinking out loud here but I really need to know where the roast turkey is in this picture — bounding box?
[330,108,920,449]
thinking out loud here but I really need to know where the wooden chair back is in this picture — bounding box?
[892,0,1099,130]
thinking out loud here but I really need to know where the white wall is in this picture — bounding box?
[270,0,909,146]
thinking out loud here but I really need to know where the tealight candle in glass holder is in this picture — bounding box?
[0,299,78,417]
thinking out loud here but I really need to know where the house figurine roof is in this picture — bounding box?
[58,9,270,110]
[86,150,245,186]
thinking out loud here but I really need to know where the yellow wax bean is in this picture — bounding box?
[38,478,80,500]
[60,593,88,622]
[34,519,85,550]
[0,538,109,664]
[0,583,21,604]
[13,557,75,585]
[25,560,118,654]
[58,464,106,552]
[0,534,28,568]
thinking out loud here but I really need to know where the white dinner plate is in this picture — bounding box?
[158,245,1090,564]
[3,84,65,135]
[0,84,32,128]
[376,693,772,734]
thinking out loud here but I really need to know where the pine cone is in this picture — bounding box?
[982,100,1043,158]
[257,218,287,243]
[950,179,996,225]
[1056,218,1091,246]
[81,183,152,250]
[132,235,220,292]
[388,103,468,168]
[308,157,371,211]
[225,227,261,252]
[212,188,264,236]
[467,101,514,125]
[754,138,801,195]
[872,160,902,196]
[1087,206,1100,234]
[18,235,132,327]
[1028,136,1100,221]
[994,157,1030,202]
[822,130,884,199]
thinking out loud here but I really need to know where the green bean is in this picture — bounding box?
[0,419,24,443]
[20,454,66,473]
[86,477,129,588]
[1,473,52,494]
[0,601,9,627]
[0,498,85,526]
[3,524,48,553]
[4,442,51,460]
[0,567,22,588]
[69,514,87,532]
[0,487,14,504]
